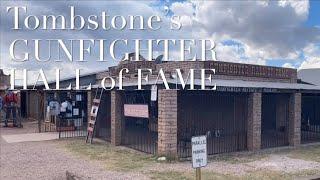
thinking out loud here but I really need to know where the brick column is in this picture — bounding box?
[288,93,301,146]
[158,90,178,158]
[247,93,262,151]
[111,90,124,146]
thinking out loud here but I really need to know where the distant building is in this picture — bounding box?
[0,69,10,95]
[298,68,320,85]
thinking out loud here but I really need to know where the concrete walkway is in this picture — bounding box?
[1,132,59,143]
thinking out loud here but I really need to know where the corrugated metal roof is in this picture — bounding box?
[89,78,320,91]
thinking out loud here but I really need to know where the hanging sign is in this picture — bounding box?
[151,85,157,101]
[124,104,149,118]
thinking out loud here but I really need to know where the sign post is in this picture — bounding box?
[196,168,201,180]
[191,135,207,180]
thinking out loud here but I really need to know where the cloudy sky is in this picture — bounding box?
[0,0,319,83]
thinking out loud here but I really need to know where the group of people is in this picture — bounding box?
[0,90,22,128]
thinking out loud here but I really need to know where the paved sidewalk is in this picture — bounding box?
[1,132,59,143]
[0,121,148,180]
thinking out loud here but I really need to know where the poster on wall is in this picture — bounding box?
[73,108,79,116]
[76,94,82,101]
[124,104,149,118]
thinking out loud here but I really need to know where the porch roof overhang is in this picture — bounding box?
[89,78,320,92]
[208,79,320,90]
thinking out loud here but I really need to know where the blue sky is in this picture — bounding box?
[305,0,320,27]
[151,0,320,69]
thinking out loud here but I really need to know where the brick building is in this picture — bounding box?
[20,55,320,159]
[0,69,10,96]
[89,54,320,158]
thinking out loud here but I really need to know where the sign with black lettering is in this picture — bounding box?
[191,135,207,168]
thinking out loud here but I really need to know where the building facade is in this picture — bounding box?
[20,57,320,159]
[91,58,320,158]
[0,69,10,95]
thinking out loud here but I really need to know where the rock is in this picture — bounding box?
[157,157,167,161]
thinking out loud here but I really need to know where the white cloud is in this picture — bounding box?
[299,57,320,69]
[278,0,309,18]
[171,2,194,17]
[1,1,190,83]
[299,44,320,69]
[1,0,320,84]
[170,0,319,66]
[282,62,295,68]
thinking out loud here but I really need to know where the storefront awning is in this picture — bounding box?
[90,78,320,91]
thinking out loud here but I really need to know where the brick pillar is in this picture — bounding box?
[158,90,178,158]
[247,93,262,151]
[288,93,301,146]
[111,90,124,146]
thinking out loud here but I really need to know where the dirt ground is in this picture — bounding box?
[1,121,320,180]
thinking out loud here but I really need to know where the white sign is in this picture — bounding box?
[124,104,149,118]
[191,135,207,168]
[151,85,157,101]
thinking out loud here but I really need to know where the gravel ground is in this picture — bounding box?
[0,122,148,180]
[147,154,320,176]
[1,121,320,179]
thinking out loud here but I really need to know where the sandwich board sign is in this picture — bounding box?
[192,135,207,180]
[192,135,207,168]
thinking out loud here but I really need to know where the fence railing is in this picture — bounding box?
[261,130,288,149]
[58,118,87,138]
[301,125,320,143]
[123,127,158,155]
[178,131,247,158]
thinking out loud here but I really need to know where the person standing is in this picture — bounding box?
[4,90,18,127]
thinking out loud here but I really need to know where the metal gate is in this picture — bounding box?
[301,94,320,143]
[261,94,289,148]
[94,91,111,141]
[122,90,158,154]
[178,91,248,158]
[58,91,88,138]
[39,91,88,138]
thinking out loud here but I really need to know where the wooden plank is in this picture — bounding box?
[88,120,96,125]
[93,99,101,104]
[87,127,94,132]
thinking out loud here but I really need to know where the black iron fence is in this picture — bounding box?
[301,95,320,143]
[123,126,158,154]
[261,130,288,148]
[261,94,289,149]
[38,116,87,138]
[121,90,158,155]
[38,91,88,139]
[301,125,320,143]
[177,91,248,158]
[178,131,247,158]
[58,117,87,138]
